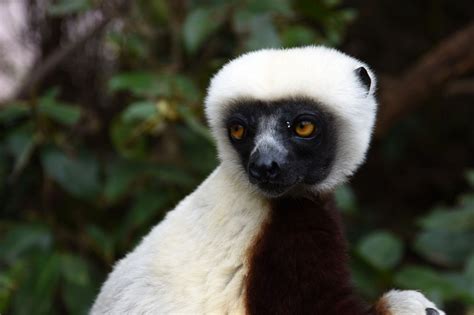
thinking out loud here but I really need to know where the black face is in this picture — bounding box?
[224,98,337,197]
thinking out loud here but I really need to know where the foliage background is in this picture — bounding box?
[0,0,473,314]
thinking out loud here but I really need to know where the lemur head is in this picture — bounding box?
[205,46,377,197]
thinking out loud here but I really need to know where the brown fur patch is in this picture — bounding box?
[373,297,393,315]
[244,195,373,315]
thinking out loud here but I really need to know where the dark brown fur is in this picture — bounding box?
[244,195,380,315]
[373,298,393,315]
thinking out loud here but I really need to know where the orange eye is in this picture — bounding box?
[294,120,316,137]
[229,124,245,140]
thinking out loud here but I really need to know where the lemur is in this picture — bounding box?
[91,46,445,315]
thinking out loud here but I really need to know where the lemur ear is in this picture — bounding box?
[355,66,371,92]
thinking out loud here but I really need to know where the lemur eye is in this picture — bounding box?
[294,120,317,138]
[229,124,245,140]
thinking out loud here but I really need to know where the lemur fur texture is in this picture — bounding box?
[91,46,445,315]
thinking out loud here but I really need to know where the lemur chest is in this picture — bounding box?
[162,197,270,314]
[244,196,352,315]
[175,196,350,315]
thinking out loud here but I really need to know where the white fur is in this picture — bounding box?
[381,290,445,315]
[205,46,378,192]
[92,47,444,315]
[91,164,270,314]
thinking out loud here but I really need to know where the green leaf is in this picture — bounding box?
[58,253,98,314]
[462,255,474,301]
[149,164,197,188]
[466,254,474,281]
[177,106,213,143]
[60,254,90,286]
[357,231,404,270]
[182,8,223,54]
[172,75,201,103]
[38,92,81,126]
[295,0,333,22]
[110,74,200,102]
[5,124,34,160]
[460,193,474,208]
[338,8,358,22]
[116,186,172,245]
[415,230,474,267]
[110,117,147,159]
[323,9,357,46]
[233,9,253,33]
[122,101,157,123]
[0,271,15,313]
[394,265,470,304]
[466,170,474,188]
[5,124,37,177]
[334,184,357,214]
[85,225,115,261]
[47,0,91,16]
[419,206,474,232]
[62,276,97,315]
[282,25,318,47]
[0,225,52,265]
[176,125,218,175]
[246,0,293,16]
[107,32,149,60]
[104,159,144,202]
[34,253,61,313]
[126,190,170,228]
[0,148,7,192]
[0,102,29,124]
[323,0,342,6]
[13,253,61,315]
[350,257,382,299]
[41,148,101,200]
[139,0,169,25]
[108,72,166,97]
[243,14,281,51]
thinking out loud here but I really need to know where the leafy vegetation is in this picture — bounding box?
[0,0,473,314]
[342,173,474,308]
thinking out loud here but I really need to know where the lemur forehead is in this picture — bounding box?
[223,98,333,123]
[205,46,376,115]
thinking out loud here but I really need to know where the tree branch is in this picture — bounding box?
[16,1,131,99]
[376,22,474,137]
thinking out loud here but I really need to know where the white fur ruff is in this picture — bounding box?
[91,165,270,314]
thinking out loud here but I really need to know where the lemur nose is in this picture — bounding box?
[249,157,281,181]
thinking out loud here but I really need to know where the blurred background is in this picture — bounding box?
[0,0,473,314]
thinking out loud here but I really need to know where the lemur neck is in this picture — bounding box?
[244,195,370,315]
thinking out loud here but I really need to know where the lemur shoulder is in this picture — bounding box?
[91,46,444,315]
